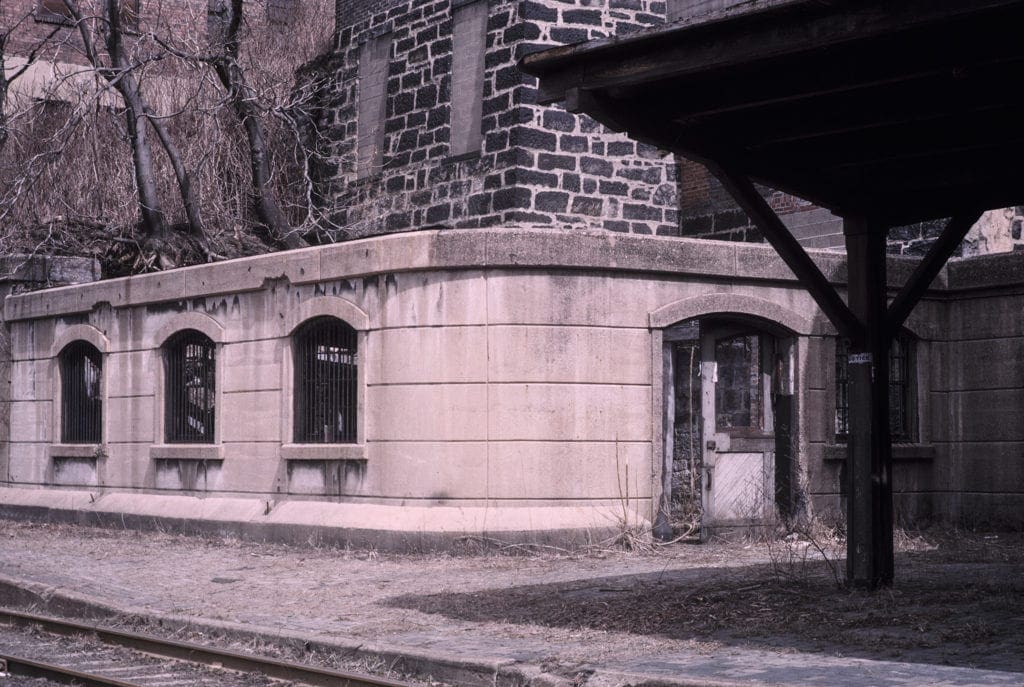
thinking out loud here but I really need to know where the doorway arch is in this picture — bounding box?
[654,298,808,539]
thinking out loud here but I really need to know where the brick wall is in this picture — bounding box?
[678,154,1024,256]
[321,0,679,238]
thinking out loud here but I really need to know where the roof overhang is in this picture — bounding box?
[521,0,1024,226]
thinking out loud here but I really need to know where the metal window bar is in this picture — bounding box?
[889,334,910,441]
[835,337,850,437]
[165,332,216,443]
[294,317,358,443]
[835,335,911,441]
[60,342,102,444]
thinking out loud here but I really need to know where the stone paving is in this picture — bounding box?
[0,521,1021,687]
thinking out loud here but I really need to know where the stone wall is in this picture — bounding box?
[321,0,678,238]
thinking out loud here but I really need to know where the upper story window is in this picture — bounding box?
[293,317,358,443]
[164,330,216,444]
[59,341,103,444]
[36,0,140,29]
[450,0,488,158]
[35,0,75,25]
[356,33,392,178]
[835,332,914,442]
[267,0,296,25]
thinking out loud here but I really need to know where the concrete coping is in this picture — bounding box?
[2,228,1003,323]
[46,444,102,460]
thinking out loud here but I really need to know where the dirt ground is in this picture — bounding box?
[0,520,1021,678]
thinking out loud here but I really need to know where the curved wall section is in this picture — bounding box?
[4,229,1016,542]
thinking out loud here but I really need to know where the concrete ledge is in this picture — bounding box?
[150,444,225,460]
[0,488,646,552]
[823,444,937,462]
[47,444,102,459]
[280,444,365,461]
[4,229,938,323]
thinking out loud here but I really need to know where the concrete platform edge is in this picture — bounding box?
[0,572,751,687]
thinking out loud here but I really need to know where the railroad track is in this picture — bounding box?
[0,608,417,687]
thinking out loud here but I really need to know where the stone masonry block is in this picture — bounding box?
[487,324,651,385]
[488,383,651,442]
[367,384,488,442]
[487,441,652,500]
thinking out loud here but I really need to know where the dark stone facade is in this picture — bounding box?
[323,0,678,238]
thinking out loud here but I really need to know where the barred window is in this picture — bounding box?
[59,341,103,443]
[294,317,357,443]
[165,331,216,443]
[835,333,914,441]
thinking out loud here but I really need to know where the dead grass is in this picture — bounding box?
[2,519,1022,674]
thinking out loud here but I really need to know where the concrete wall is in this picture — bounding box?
[802,251,1024,529]
[0,255,101,505]
[3,231,1022,539]
[2,230,832,539]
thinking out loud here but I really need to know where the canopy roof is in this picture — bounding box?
[521,0,1024,226]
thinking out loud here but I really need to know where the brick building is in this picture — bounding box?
[319,0,679,237]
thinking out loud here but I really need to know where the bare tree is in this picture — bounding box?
[1,0,336,275]
[62,0,209,266]
[209,0,306,250]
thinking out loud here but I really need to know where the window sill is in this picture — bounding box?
[150,444,224,461]
[445,150,481,165]
[47,444,103,459]
[280,444,365,461]
[824,444,936,462]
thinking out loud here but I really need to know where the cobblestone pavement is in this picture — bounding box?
[0,521,1021,687]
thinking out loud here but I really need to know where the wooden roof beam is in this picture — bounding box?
[887,211,984,335]
[705,162,862,338]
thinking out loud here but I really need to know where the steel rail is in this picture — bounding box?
[0,654,141,686]
[0,608,415,687]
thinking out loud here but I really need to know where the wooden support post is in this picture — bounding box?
[843,217,894,588]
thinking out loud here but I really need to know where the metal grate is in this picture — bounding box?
[835,334,912,441]
[294,317,358,443]
[888,334,911,441]
[165,331,216,443]
[835,337,850,437]
[60,341,103,444]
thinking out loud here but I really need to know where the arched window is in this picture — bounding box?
[835,332,915,442]
[165,330,216,443]
[59,341,103,443]
[293,317,358,443]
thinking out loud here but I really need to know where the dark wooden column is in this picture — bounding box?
[843,217,894,588]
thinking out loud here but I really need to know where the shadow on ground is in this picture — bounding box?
[386,544,1024,672]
